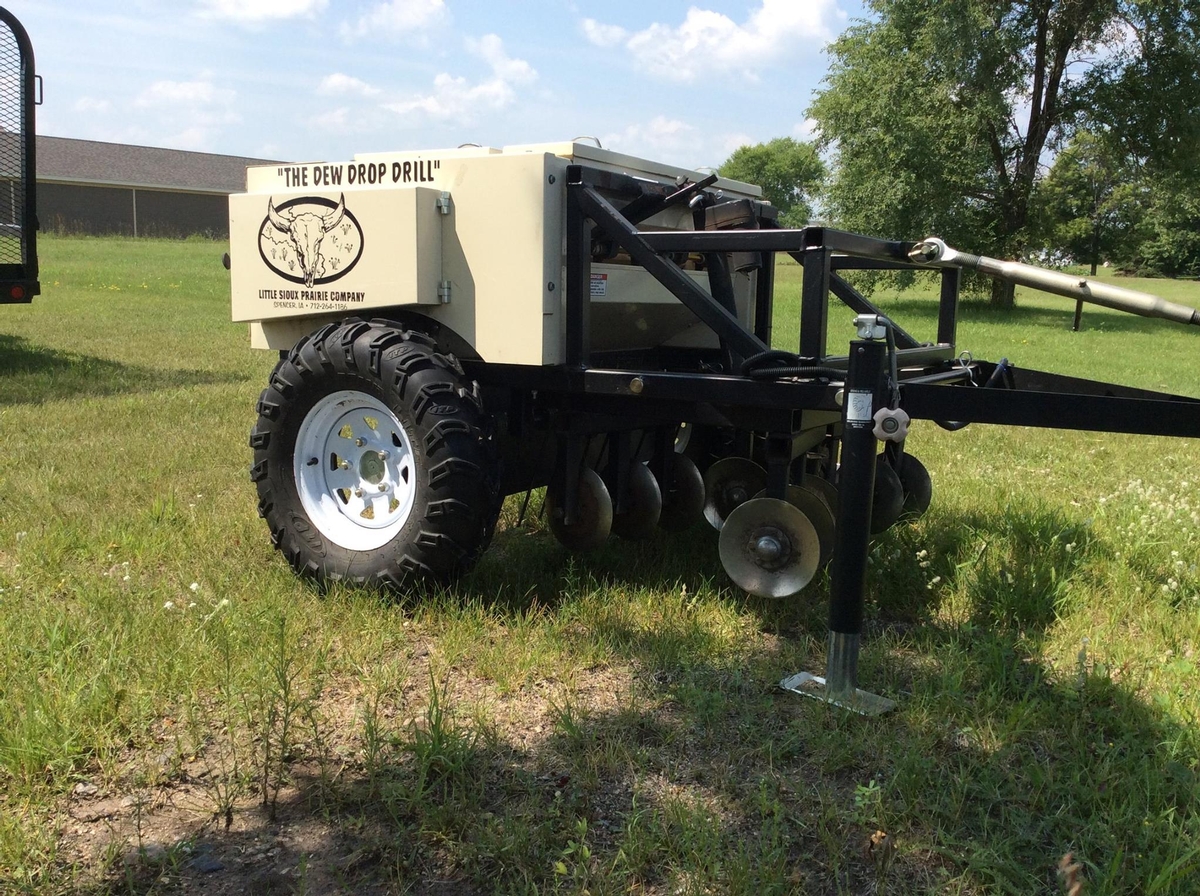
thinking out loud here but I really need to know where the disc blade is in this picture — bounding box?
[674,421,694,455]
[719,497,820,598]
[658,453,705,532]
[547,467,613,552]
[702,457,767,531]
[800,474,838,516]
[754,485,836,569]
[871,459,905,534]
[895,453,932,519]
[611,462,662,540]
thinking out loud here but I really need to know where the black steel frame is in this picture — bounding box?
[0,7,38,304]
[456,158,1200,707]
[472,163,1200,443]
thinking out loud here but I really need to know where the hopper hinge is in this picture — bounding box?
[437,280,452,303]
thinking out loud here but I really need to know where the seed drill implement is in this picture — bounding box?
[228,142,1200,711]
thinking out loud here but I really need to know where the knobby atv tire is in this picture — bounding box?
[249,319,500,588]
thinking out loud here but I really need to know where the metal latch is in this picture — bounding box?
[436,192,452,215]
[437,280,451,303]
[854,314,887,340]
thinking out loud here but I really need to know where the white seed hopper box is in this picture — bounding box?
[229,142,762,365]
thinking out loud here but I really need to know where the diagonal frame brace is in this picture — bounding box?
[570,178,769,361]
[828,273,922,349]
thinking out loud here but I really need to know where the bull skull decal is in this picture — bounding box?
[266,193,347,288]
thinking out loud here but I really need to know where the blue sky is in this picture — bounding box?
[9,0,867,166]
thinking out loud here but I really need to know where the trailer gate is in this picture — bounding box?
[0,6,37,304]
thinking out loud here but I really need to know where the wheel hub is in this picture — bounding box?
[359,450,387,485]
[748,526,791,568]
[294,391,417,551]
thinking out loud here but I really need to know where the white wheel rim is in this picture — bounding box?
[294,390,417,551]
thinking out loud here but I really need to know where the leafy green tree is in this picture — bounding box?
[719,137,824,228]
[1033,131,1149,273]
[809,0,1200,307]
[1138,175,1200,276]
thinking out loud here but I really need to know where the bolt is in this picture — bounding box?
[354,487,364,498]
[882,417,899,433]
[378,484,388,492]
[753,535,783,562]
[629,377,644,395]
[379,450,390,461]
[729,486,748,505]
[356,438,366,447]
[339,460,350,471]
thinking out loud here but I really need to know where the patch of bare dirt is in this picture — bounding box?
[55,638,639,895]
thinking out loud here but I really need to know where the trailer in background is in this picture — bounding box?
[0,6,39,305]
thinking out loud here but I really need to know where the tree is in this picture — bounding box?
[1138,174,1200,276]
[809,0,1200,307]
[719,137,824,228]
[1033,130,1149,273]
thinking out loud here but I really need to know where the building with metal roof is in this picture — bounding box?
[35,135,278,237]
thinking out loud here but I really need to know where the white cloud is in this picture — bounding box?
[309,103,393,136]
[385,34,536,123]
[198,0,327,23]
[792,118,818,140]
[581,18,627,48]
[341,0,446,39]
[467,34,536,85]
[74,97,112,114]
[135,78,235,108]
[601,117,754,168]
[721,132,756,156]
[386,74,515,121]
[317,73,381,97]
[601,116,699,161]
[312,107,351,129]
[584,0,845,82]
[162,126,213,151]
[132,75,239,151]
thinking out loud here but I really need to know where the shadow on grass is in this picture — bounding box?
[72,506,1200,895]
[0,334,247,405]
[457,505,1197,891]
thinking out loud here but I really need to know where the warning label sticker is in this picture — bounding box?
[846,390,874,424]
[590,273,608,297]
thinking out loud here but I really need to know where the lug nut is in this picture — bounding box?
[354,487,364,497]
[378,484,388,492]
[356,438,366,447]
[339,460,350,471]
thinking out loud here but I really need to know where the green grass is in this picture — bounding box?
[0,235,1198,894]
